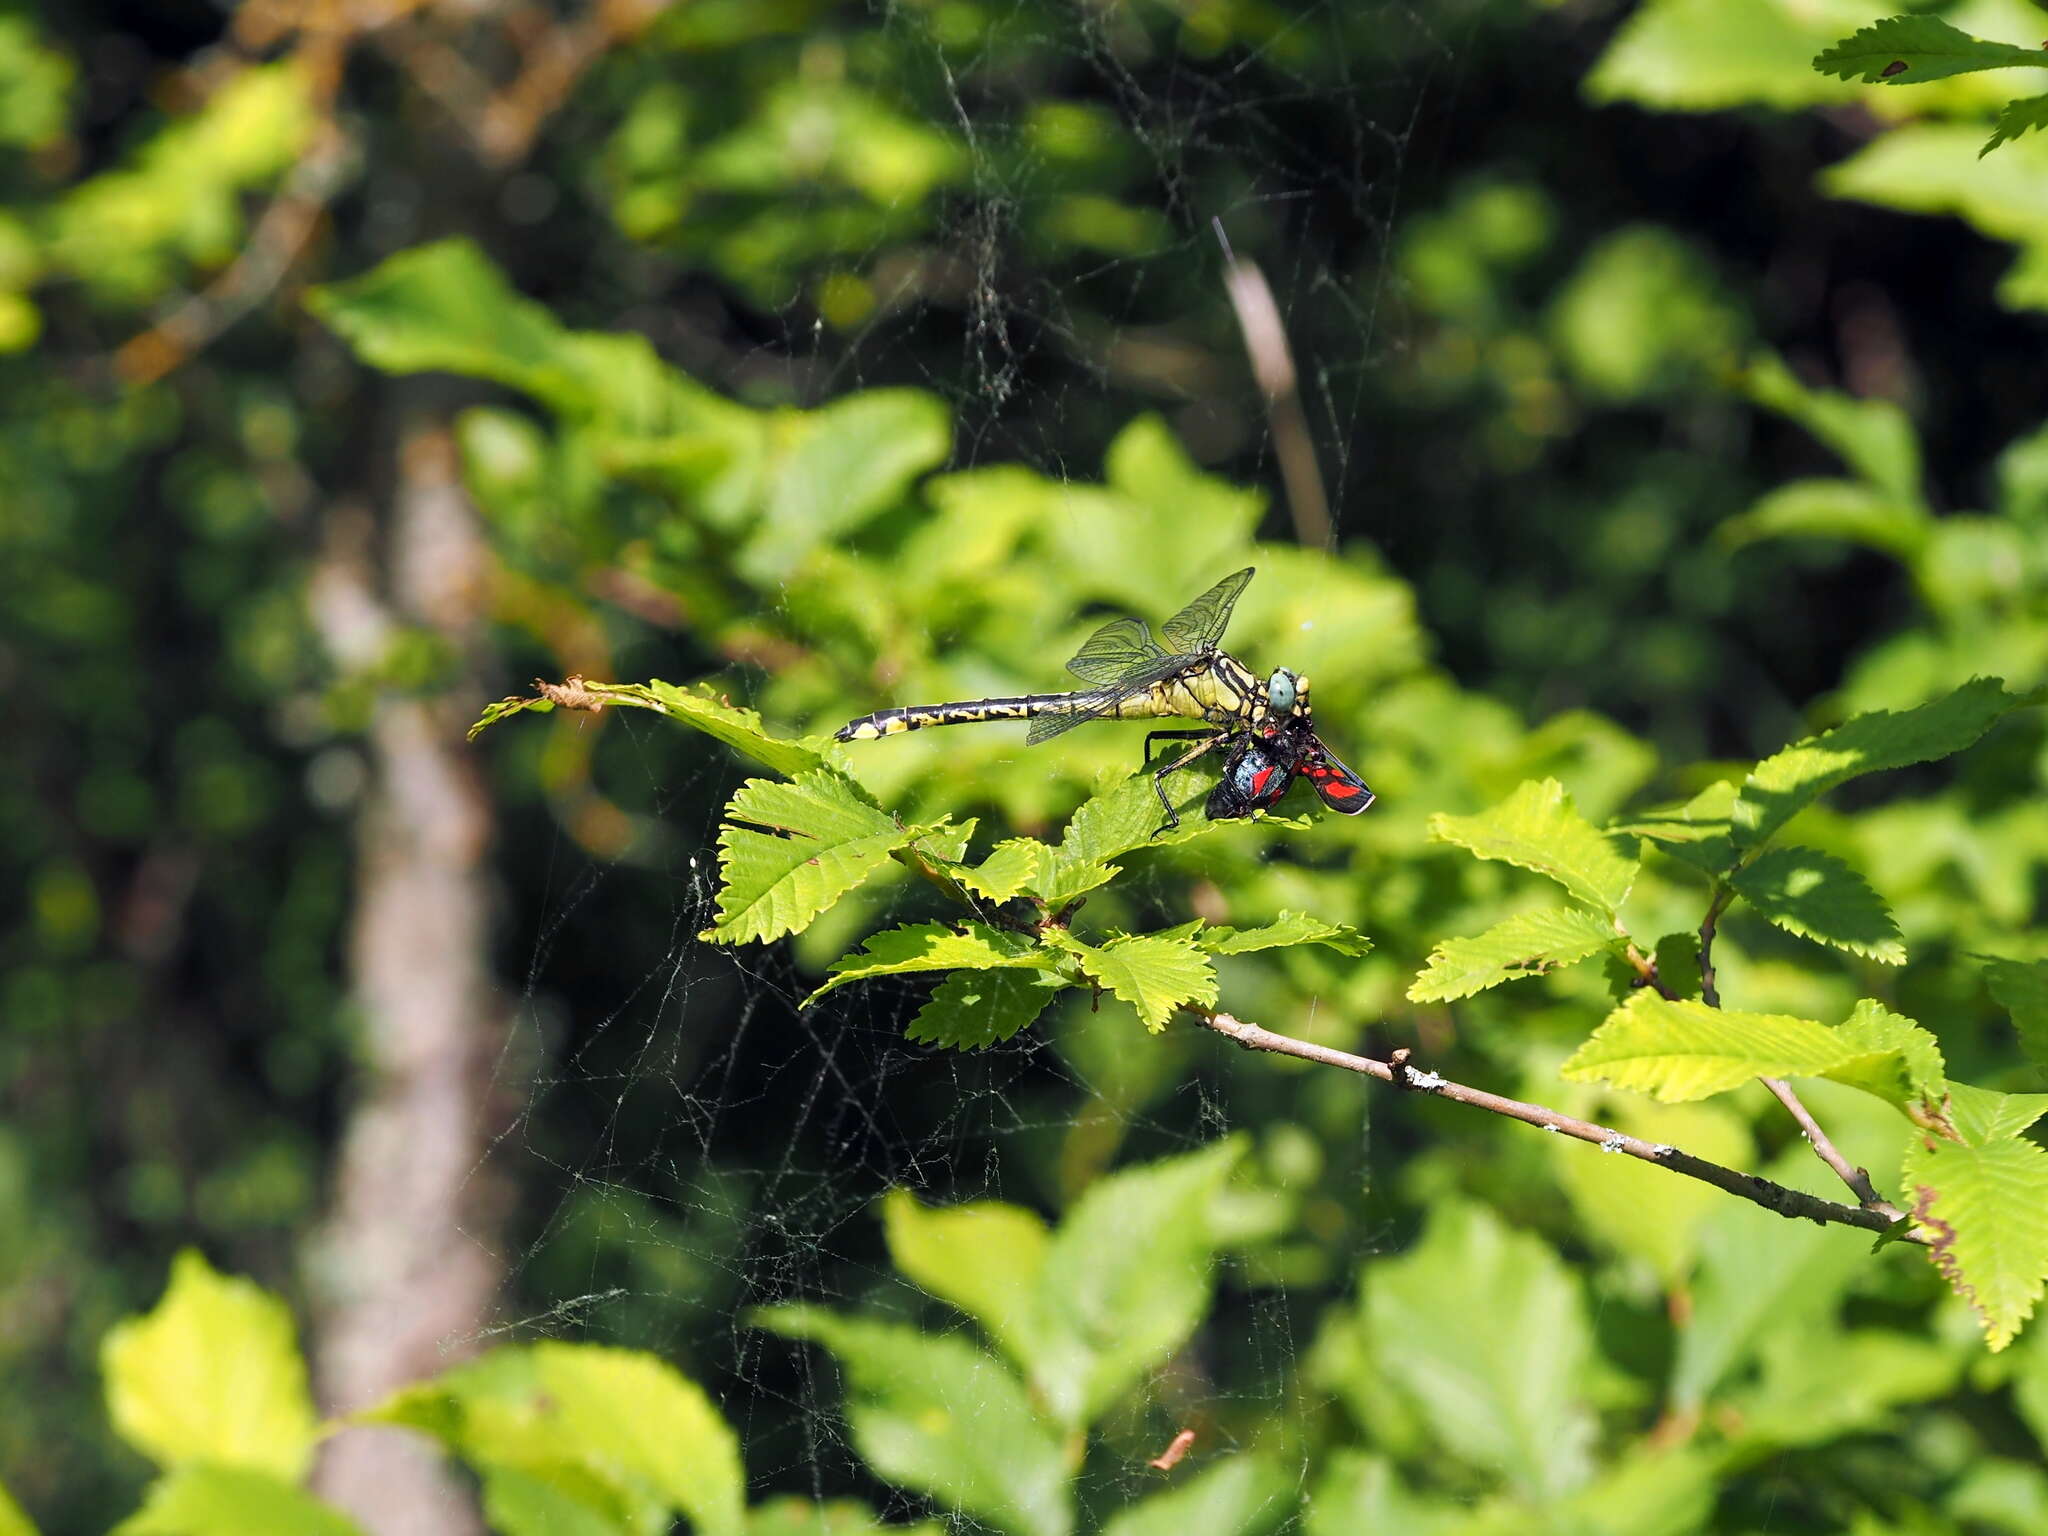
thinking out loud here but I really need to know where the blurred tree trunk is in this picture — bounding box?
[306,420,505,1536]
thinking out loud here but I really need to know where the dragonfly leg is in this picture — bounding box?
[1144,730,1226,835]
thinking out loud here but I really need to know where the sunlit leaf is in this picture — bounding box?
[0,1480,31,1536]
[1429,778,1637,916]
[907,967,1060,1050]
[1946,1082,2048,1146]
[1614,778,1738,878]
[1586,0,1860,111]
[1904,1134,2048,1350]
[954,838,1045,902]
[1720,477,1928,559]
[702,773,915,945]
[1826,999,1946,1113]
[1732,678,2030,850]
[1731,845,1906,963]
[1061,933,1216,1031]
[806,921,1043,1004]
[1408,905,1619,1002]
[1196,911,1372,957]
[1986,93,2048,156]
[101,1251,316,1478]
[1562,993,1858,1102]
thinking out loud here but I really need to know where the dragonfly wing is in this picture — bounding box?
[1301,743,1375,814]
[1066,615,1166,684]
[1162,567,1254,655]
[1025,653,1208,744]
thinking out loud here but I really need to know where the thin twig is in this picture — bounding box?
[1697,885,1729,1008]
[1759,1076,1901,1218]
[1190,1008,1926,1245]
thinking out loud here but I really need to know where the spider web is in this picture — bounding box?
[473,4,1447,1523]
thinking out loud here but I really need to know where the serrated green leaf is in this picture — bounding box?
[1408,905,1619,1002]
[111,1466,363,1536]
[467,677,828,777]
[1615,778,1738,877]
[703,773,913,945]
[1827,999,1946,1111]
[1029,774,1234,908]
[1985,957,2048,1071]
[1813,15,2048,86]
[1730,845,1906,963]
[1066,934,1217,1031]
[907,967,1059,1050]
[1986,93,2048,156]
[1029,1139,1242,1427]
[1720,477,1928,558]
[1098,1456,1292,1536]
[1744,353,1922,500]
[1732,678,2029,850]
[1429,778,1637,916]
[883,1190,1048,1369]
[1364,1202,1594,1498]
[101,1251,316,1478]
[754,1310,1070,1536]
[955,838,1044,902]
[1562,993,1856,1102]
[1947,1082,2048,1146]
[806,921,1043,1005]
[1904,1135,2048,1350]
[1196,910,1373,957]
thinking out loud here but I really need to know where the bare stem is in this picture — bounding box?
[1190,1009,1925,1245]
[1759,1076,1902,1218]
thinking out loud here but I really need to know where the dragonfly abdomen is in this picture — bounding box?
[836,692,1100,740]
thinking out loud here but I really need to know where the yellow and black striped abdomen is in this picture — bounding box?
[833,655,1268,743]
[836,692,1096,740]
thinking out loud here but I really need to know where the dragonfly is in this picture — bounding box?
[834,567,1374,832]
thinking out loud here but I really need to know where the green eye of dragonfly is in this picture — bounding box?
[835,569,1374,834]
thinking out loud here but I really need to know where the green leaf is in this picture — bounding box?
[526,1345,744,1536]
[1743,353,1922,501]
[1904,1134,2048,1350]
[754,1310,1070,1536]
[1586,0,1862,112]
[1029,774,1238,908]
[473,1464,639,1536]
[1062,933,1217,1031]
[1195,910,1372,957]
[0,1483,32,1536]
[1615,778,1738,877]
[745,390,952,578]
[111,1466,363,1536]
[1986,957,2048,1071]
[1428,778,1637,916]
[1653,930,1702,1000]
[1029,1139,1242,1428]
[1562,993,1857,1102]
[907,968,1058,1050]
[1827,999,1946,1112]
[806,922,1043,1005]
[1730,845,1906,963]
[702,772,915,945]
[1407,905,1619,1002]
[1813,15,2048,86]
[954,838,1044,902]
[1726,1327,1963,1450]
[1986,93,2048,156]
[1671,1149,1870,1409]
[101,1251,317,1478]
[1720,477,1929,559]
[882,1190,1048,1368]
[1946,1082,2048,1146]
[467,677,829,777]
[1732,678,2029,850]
[1098,1457,1292,1536]
[1363,1202,1594,1498]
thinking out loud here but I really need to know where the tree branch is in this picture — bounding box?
[1189,1008,1927,1245]
[1759,1075,1902,1219]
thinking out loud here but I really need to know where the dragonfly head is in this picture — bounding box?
[1265,668,1310,720]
